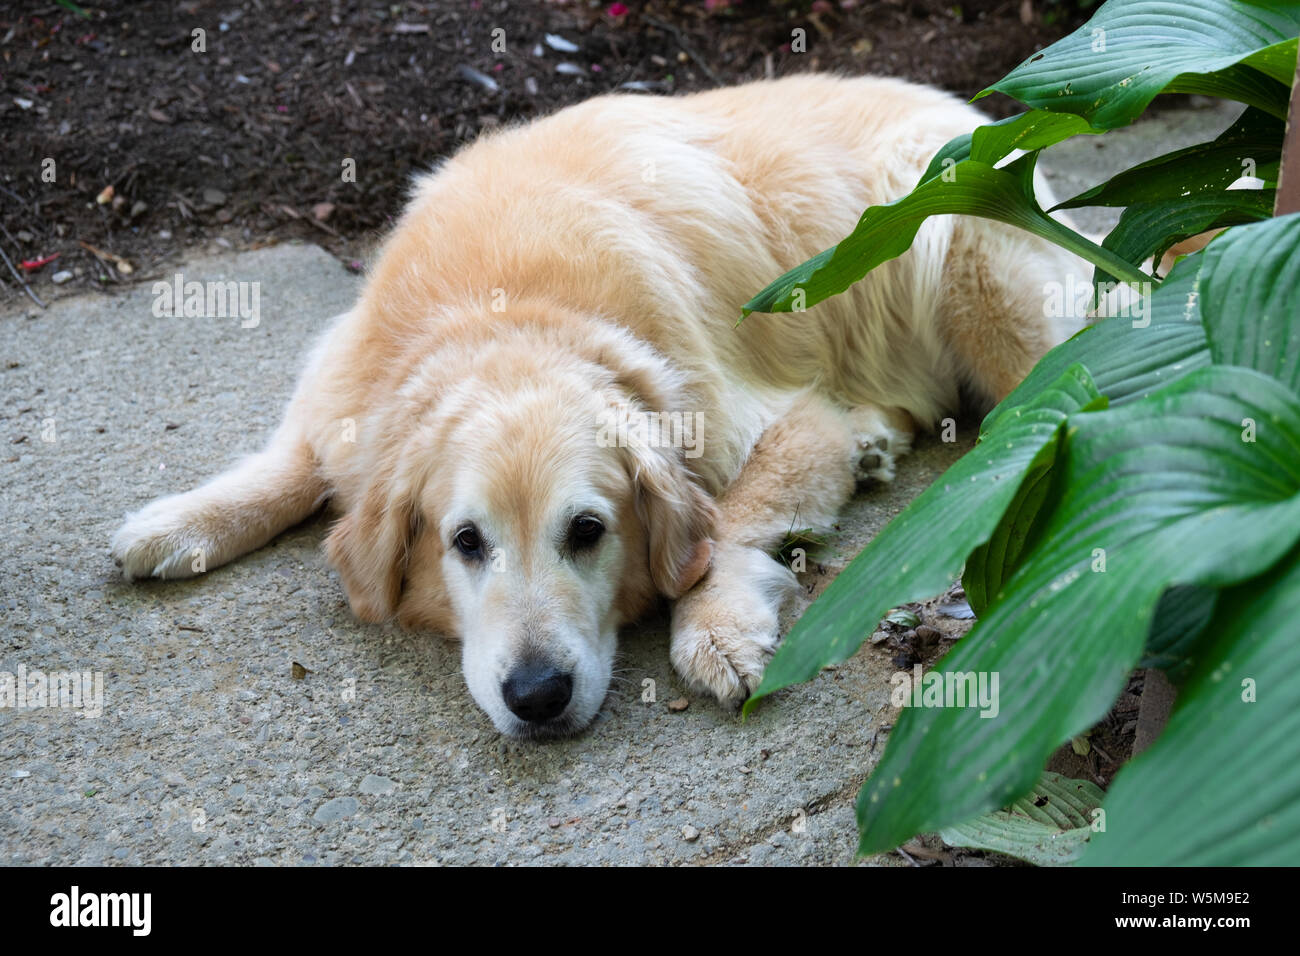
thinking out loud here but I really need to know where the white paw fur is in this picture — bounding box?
[669,544,798,706]
[111,494,220,581]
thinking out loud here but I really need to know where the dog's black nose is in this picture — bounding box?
[501,662,573,723]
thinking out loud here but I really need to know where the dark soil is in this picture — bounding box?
[0,0,1087,301]
[877,581,1139,791]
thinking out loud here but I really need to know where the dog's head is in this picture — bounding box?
[324,310,714,738]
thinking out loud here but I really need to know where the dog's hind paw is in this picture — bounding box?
[847,405,913,485]
[854,435,898,484]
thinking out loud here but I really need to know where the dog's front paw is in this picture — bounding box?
[669,545,796,707]
[670,603,779,707]
[111,495,217,581]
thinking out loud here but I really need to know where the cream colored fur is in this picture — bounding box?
[112,74,1090,738]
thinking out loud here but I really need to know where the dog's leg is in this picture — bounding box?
[111,424,326,580]
[109,315,349,581]
[670,393,913,705]
[940,216,1091,404]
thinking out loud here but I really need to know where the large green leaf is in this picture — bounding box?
[963,462,1054,619]
[964,214,1300,762]
[1198,212,1300,394]
[1163,59,1295,116]
[982,318,1210,433]
[918,110,1097,185]
[981,1,1300,127]
[1137,585,1219,679]
[1081,545,1300,865]
[742,365,1106,712]
[857,366,1300,855]
[982,252,1210,436]
[1054,107,1283,210]
[743,147,1147,316]
[1093,190,1274,287]
[940,771,1105,866]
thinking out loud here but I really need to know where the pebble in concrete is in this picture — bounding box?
[314,797,359,825]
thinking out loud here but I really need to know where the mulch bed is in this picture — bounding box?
[1,0,1087,302]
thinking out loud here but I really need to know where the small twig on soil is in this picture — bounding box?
[895,845,921,867]
[78,240,129,266]
[275,203,341,238]
[0,225,46,308]
[78,242,125,283]
[641,14,724,87]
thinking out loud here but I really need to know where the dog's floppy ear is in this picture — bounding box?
[629,441,717,599]
[324,468,416,623]
[592,331,715,597]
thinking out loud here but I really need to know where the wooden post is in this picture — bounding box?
[1275,56,1300,216]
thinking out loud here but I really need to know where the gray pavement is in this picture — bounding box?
[0,99,1238,866]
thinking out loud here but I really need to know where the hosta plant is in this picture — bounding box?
[742,0,1300,865]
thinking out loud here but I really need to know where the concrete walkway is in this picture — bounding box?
[0,100,1236,865]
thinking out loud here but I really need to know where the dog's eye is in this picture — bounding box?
[568,515,604,552]
[454,525,484,559]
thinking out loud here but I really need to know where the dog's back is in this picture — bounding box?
[359,75,1083,435]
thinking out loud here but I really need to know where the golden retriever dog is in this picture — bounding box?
[112,74,1088,738]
